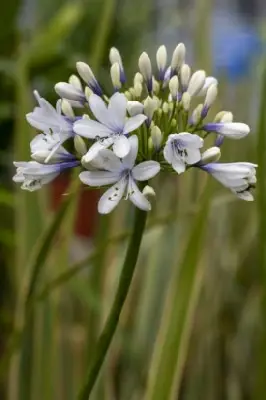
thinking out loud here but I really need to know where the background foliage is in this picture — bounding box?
[0,0,265,399]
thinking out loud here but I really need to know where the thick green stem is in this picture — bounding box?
[78,207,147,400]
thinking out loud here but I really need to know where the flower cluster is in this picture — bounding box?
[13,43,257,214]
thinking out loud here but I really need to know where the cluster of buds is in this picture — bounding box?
[13,43,257,214]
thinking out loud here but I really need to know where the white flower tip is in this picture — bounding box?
[61,99,74,118]
[187,70,206,96]
[169,76,179,99]
[201,147,221,164]
[76,62,95,84]
[127,101,144,117]
[138,52,152,82]
[74,136,87,157]
[204,84,218,108]
[109,47,122,65]
[180,64,191,88]
[182,92,191,111]
[171,43,186,70]
[110,62,121,89]
[156,45,167,71]
[151,125,162,149]
[143,185,156,197]
[69,74,82,91]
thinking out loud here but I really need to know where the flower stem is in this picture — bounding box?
[78,207,148,400]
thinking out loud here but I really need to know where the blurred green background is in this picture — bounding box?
[1,0,266,399]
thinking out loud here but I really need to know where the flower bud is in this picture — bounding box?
[127,101,144,116]
[151,126,162,150]
[134,82,142,97]
[180,64,191,89]
[144,96,158,122]
[54,82,85,102]
[109,47,122,65]
[156,45,167,79]
[76,62,102,96]
[69,75,82,91]
[187,70,206,96]
[203,83,217,111]
[201,147,221,164]
[85,86,93,102]
[124,90,132,100]
[143,185,156,197]
[61,99,74,118]
[110,62,121,90]
[171,43,186,73]
[129,87,136,98]
[214,111,233,123]
[191,104,203,125]
[134,72,143,86]
[74,136,87,157]
[169,76,179,100]
[182,92,191,111]
[162,102,169,114]
[198,76,218,96]
[153,78,160,94]
[138,52,152,92]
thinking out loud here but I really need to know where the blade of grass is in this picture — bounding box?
[144,180,212,400]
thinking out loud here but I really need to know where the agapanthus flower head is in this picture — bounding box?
[13,41,257,212]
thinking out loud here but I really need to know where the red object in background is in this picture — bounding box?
[51,174,99,238]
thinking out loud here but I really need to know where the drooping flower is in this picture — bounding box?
[200,162,257,201]
[203,122,250,139]
[79,136,160,214]
[74,92,147,161]
[163,133,204,174]
[13,159,79,191]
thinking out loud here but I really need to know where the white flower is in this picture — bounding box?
[54,82,85,104]
[30,132,75,163]
[138,52,152,92]
[13,159,79,191]
[127,101,144,116]
[156,45,167,80]
[109,47,126,84]
[74,93,147,161]
[26,91,74,145]
[201,162,257,201]
[187,70,206,97]
[76,62,103,96]
[79,135,160,214]
[163,133,203,174]
[170,43,186,74]
[204,122,250,139]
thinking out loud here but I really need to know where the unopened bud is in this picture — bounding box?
[214,111,233,123]
[85,86,93,102]
[69,75,82,91]
[76,62,102,96]
[54,82,85,102]
[182,92,191,111]
[74,136,87,157]
[110,62,121,90]
[153,78,160,94]
[169,76,179,100]
[162,102,169,114]
[204,84,218,108]
[151,126,162,150]
[134,82,142,98]
[198,76,218,96]
[144,96,158,122]
[143,185,156,197]
[180,64,191,89]
[134,72,143,86]
[156,45,167,79]
[109,47,122,65]
[127,101,144,116]
[187,70,206,96]
[138,52,152,92]
[191,104,204,125]
[201,147,221,164]
[171,43,186,73]
[61,99,74,118]
[124,90,132,100]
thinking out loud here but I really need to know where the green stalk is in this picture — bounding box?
[254,63,266,400]
[78,207,147,399]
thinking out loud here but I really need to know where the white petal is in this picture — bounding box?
[79,170,120,187]
[88,94,111,126]
[98,178,127,214]
[122,135,138,169]
[132,161,160,181]
[96,149,122,172]
[108,93,127,131]
[123,115,147,134]
[234,190,254,201]
[74,119,113,139]
[163,143,174,164]
[186,149,201,165]
[113,136,130,158]
[82,139,113,163]
[128,178,151,211]
[175,132,203,148]
[172,157,186,174]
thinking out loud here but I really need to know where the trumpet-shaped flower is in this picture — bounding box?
[201,162,257,201]
[13,159,79,191]
[74,93,147,161]
[163,133,203,174]
[79,136,160,214]
[203,122,250,139]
